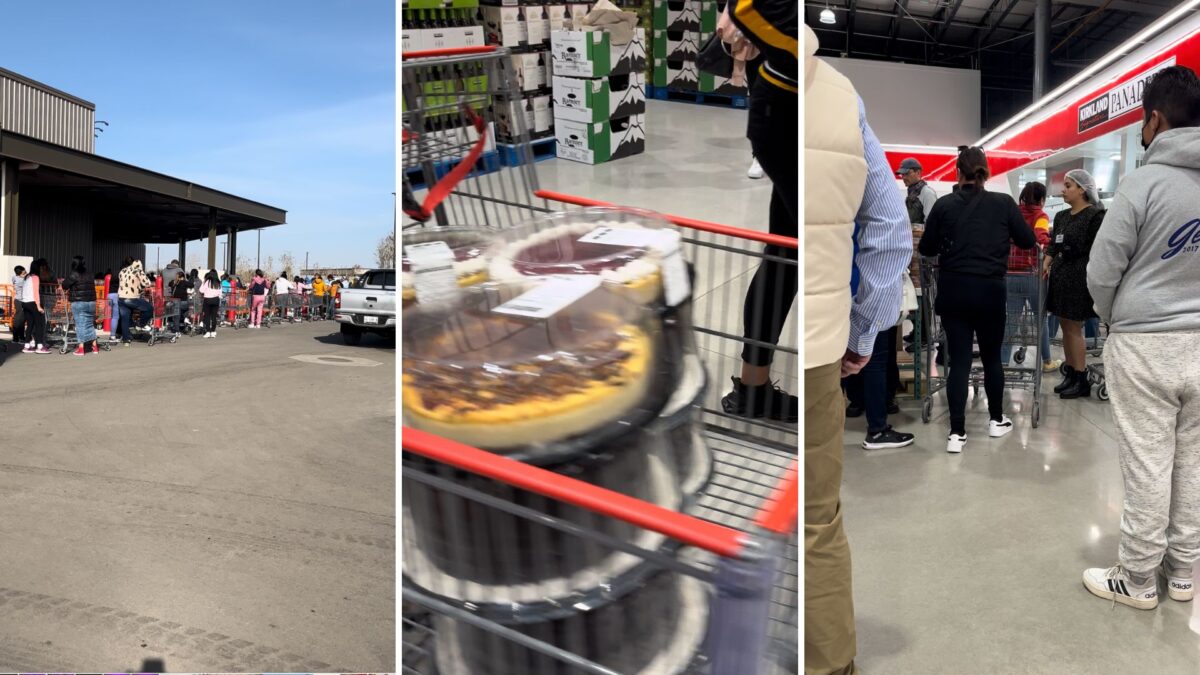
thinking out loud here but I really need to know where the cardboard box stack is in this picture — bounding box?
[403,0,487,52]
[651,0,746,97]
[482,1,593,143]
[551,22,647,164]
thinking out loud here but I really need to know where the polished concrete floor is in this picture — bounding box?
[0,323,395,672]
[844,364,1200,673]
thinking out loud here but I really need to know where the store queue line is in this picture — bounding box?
[825,65,1200,675]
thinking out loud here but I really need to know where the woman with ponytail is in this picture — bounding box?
[919,146,1038,453]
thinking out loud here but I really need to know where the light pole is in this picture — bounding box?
[220,241,227,273]
[305,252,309,277]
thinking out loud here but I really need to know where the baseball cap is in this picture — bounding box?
[896,158,922,176]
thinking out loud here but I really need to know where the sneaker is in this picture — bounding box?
[721,377,798,423]
[1043,359,1063,373]
[72,345,86,357]
[122,341,131,347]
[988,416,1014,438]
[35,346,51,354]
[1161,561,1195,602]
[845,405,864,419]
[22,344,34,354]
[887,400,901,415]
[747,158,764,179]
[92,344,101,355]
[947,433,967,454]
[1082,565,1158,610]
[863,427,915,450]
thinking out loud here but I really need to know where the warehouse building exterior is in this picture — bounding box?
[0,67,285,277]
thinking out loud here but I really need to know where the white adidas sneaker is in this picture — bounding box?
[946,434,966,454]
[1161,562,1195,602]
[989,416,1014,438]
[1082,565,1159,610]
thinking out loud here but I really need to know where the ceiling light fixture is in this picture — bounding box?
[820,5,836,24]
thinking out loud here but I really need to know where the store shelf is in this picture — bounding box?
[404,150,501,190]
[497,136,557,166]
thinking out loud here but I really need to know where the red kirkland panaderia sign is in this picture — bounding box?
[927,26,1200,182]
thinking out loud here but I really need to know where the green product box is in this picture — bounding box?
[556,114,646,165]
[551,27,647,78]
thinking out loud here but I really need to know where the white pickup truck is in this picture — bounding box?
[335,269,396,345]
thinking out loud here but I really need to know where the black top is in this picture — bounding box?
[62,271,97,303]
[918,186,1037,279]
[170,277,193,300]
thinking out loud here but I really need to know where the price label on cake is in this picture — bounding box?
[406,241,459,305]
[577,226,664,248]
[493,276,602,319]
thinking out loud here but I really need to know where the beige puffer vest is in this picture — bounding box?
[804,25,867,369]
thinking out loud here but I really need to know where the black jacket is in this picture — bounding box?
[918,186,1037,279]
[729,1,797,93]
[62,271,98,303]
[171,278,193,300]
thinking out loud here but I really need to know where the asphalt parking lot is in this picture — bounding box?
[0,321,395,672]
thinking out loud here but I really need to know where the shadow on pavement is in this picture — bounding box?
[313,332,396,349]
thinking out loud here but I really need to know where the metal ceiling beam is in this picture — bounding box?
[1058,9,1127,62]
[846,0,859,56]
[968,0,1005,46]
[885,0,911,59]
[806,3,1028,33]
[1059,0,1173,17]
[979,0,1024,46]
[934,0,968,45]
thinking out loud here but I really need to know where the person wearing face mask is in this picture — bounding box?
[1043,169,1106,399]
[918,146,1037,453]
[1081,65,1200,611]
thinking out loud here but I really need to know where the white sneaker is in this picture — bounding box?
[989,416,1014,438]
[1082,565,1159,610]
[747,158,764,179]
[204,332,213,338]
[947,434,967,454]
[1161,562,1195,602]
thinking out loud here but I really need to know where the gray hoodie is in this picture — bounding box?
[1087,127,1200,333]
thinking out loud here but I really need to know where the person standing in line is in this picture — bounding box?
[719,0,800,424]
[897,158,937,225]
[168,270,193,333]
[1044,169,1106,399]
[20,259,52,354]
[248,269,269,328]
[1081,65,1200,610]
[198,270,222,338]
[106,263,124,341]
[62,255,99,356]
[117,259,154,345]
[11,265,27,345]
[918,147,1037,453]
[802,23,912,675]
[311,274,327,319]
[274,272,294,321]
[1001,181,1060,372]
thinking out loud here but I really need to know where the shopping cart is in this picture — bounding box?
[225,289,250,330]
[42,284,71,351]
[918,255,1046,428]
[402,44,798,674]
[145,290,182,346]
[54,286,114,354]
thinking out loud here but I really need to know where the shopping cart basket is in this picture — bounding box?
[226,289,250,329]
[918,255,1046,428]
[54,286,114,354]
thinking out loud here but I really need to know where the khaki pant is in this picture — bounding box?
[805,362,858,675]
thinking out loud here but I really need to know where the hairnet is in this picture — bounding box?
[1065,169,1105,210]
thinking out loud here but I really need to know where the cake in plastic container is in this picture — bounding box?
[652,352,712,501]
[401,227,494,306]
[433,567,708,675]
[402,425,683,608]
[488,207,692,308]
[402,280,673,452]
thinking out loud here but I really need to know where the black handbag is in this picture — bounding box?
[696,33,733,78]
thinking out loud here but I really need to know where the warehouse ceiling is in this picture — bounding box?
[805,0,1190,132]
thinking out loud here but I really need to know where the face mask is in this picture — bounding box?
[1141,115,1157,151]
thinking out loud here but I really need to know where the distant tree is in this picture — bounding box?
[278,252,296,278]
[377,232,396,268]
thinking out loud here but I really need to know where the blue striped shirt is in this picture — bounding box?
[849,97,913,355]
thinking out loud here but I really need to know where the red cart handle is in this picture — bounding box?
[535,190,799,250]
[403,427,750,558]
[405,105,489,222]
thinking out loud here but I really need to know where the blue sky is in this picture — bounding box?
[2,0,394,270]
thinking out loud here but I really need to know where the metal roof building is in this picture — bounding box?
[0,67,286,277]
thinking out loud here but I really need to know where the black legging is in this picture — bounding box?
[936,273,1006,435]
[202,297,220,333]
[741,78,798,367]
[20,301,46,346]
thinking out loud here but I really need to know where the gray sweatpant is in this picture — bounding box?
[1107,333,1200,575]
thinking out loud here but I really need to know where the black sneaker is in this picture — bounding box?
[721,377,798,423]
[887,400,901,415]
[863,427,915,450]
[845,405,864,418]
